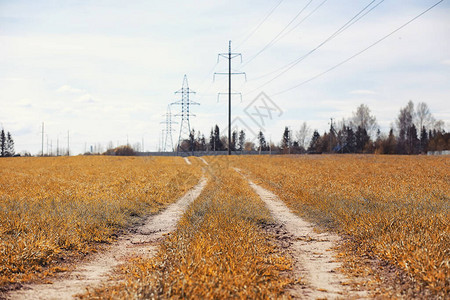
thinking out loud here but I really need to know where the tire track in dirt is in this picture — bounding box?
[238,170,367,299]
[198,157,208,165]
[183,157,192,165]
[7,176,207,300]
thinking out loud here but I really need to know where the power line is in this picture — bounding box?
[245,0,383,95]
[264,0,329,56]
[242,0,315,67]
[235,0,285,50]
[272,0,445,96]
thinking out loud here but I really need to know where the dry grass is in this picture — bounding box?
[0,156,201,286]
[231,154,449,297]
[82,158,293,299]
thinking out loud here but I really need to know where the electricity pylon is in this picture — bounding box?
[171,75,199,155]
[215,40,246,155]
[160,104,177,152]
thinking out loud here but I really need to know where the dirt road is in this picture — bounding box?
[7,176,207,300]
[240,172,367,299]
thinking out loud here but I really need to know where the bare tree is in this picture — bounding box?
[432,120,445,131]
[351,104,378,137]
[396,100,414,136]
[295,121,311,149]
[396,100,415,154]
[415,102,435,131]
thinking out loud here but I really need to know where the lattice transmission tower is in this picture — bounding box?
[171,75,199,154]
[160,104,177,152]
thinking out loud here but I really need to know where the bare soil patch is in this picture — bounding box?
[6,177,207,300]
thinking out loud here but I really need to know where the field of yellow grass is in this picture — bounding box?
[1,154,448,298]
[0,156,201,286]
[231,155,449,297]
[82,158,293,299]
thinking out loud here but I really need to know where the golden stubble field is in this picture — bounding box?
[230,154,449,297]
[0,154,448,298]
[0,156,201,286]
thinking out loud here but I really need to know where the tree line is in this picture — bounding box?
[179,100,448,155]
[0,129,15,157]
[302,101,447,155]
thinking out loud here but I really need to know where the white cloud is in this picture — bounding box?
[56,85,85,94]
[441,59,450,65]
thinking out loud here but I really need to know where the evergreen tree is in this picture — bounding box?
[355,126,370,153]
[396,101,414,154]
[5,132,15,157]
[327,121,338,153]
[209,128,215,151]
[230,130,237,151]
[406,124,419,154]
[308,130,321,153]
[383,129,397,154]
[281,127,291,153]
[0,130,5,157]
[214,125,224,151]
[238,130,246,151]
[420,126,428,154]
[257,130,267,151]
[344,126,356,153]
[189,129,195,152]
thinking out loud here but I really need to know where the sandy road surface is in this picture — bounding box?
[7,176,207,300]
[238,170,366,299]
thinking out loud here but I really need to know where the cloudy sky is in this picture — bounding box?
[1,0,449,154]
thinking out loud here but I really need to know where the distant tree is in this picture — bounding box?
[230,130,237,151]
[432,120,445,131]
[189,129,195,152]
[415,102,435,132]
[308,130,321,153]
[0,130,5,157]
[104,145,135,156]
[374,129,384,154]
[296,122,311,150]
[327,120,338,153]
[355,126,370,153]
[420,126,428,154]
[210,125,223,151]
[427,130,449,152]
[382,128,397,154]
[197,133,206,151]
[406,124,420,154]
[396,101,415,154]
[238,130,246,151]
[351,104,378,137]
[281,127,291,153]
[257,130,267,151]
[244,141,255,151]
[209,128,215,151]
[343,126,356,153]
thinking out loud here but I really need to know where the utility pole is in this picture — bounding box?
[67,130,70,156]
[215,41,246,155]
[41,122,44,157]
